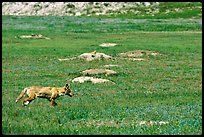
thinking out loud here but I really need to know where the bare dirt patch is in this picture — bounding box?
[119,50,160,58]
[72,76,115,84]
[81,69,117,76]
[99,43,117,47]
[15,34,50,39]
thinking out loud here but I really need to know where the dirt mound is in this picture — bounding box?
[81,69,117,76]
[72,76,115,84]
[78,51,112,61]
[16,34,50,39]
[58,51,112,61]
[99,43,117,47]
[119,50,160,58]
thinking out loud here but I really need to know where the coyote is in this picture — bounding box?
[15,83,74,106]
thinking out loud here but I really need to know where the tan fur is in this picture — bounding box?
[16,83,74,106]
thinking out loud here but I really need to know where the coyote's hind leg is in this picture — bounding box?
[22,97,34,106]
[50,99,57,106]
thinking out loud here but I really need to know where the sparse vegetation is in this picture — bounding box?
[2,2,202,135]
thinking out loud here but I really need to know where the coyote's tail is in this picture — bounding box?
[15,88,28,103]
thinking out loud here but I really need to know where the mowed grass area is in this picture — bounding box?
[2,15,202,135]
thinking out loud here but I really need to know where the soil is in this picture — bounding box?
[78,51,112,61]
[58,51,113,61]
[16,34,50,39]
[81,69,117,76]
[119,50,160,58]
[99,43,117,47]
[104,64,119,68]
[72,76,115,84]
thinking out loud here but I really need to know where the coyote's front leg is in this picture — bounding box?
[50,99,57,106]
[50,92,58,106]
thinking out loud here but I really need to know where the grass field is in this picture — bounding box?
[2,13,202,135]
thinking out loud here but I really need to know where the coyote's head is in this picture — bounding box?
[63,83,74,97]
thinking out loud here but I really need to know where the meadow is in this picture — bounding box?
[2,14,202,135]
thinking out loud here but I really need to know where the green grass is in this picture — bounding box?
[2,14,202,135]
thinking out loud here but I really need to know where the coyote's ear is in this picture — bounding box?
[65,83,69,87]
[66,80,71,87]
